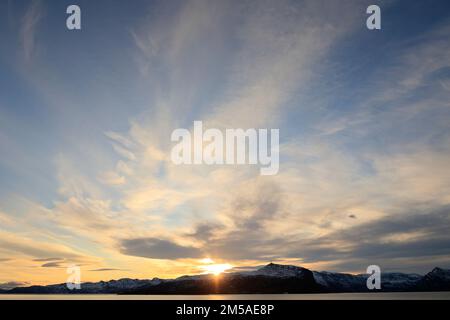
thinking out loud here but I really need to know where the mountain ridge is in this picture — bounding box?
[3,263,450,294]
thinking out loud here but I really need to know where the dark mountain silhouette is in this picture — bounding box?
[3,263,450,294]
[416,267,450,291]
[127,264,319,294]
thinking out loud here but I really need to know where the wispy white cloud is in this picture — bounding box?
[20,0,43,63]
[86,0,450,272]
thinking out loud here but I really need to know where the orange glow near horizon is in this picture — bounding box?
[200,263,233,276]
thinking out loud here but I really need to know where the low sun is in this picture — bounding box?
[200,261,233,275]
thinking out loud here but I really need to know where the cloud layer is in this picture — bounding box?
[1,0,450,284]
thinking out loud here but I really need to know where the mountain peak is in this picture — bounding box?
[254,263,310,278]
[427,267,450,279]
[430,267,447,274]
[260,262,305,270]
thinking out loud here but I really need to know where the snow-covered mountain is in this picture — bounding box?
[381,272,423,291]
[244,263,311,278]
[312,270,422,292]
[7,277,162,294]
[3,263,450,294]
[417,267,450,291]
[313,271,366,292]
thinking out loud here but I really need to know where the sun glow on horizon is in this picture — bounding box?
[199,259,233,275]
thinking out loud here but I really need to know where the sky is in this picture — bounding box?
[1,0,450,286]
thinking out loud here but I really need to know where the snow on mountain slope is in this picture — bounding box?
[418,267,450,290]
[313,270,422,292]
[3,264,450,293]
[239,263,311,278]
[313,271,366,291]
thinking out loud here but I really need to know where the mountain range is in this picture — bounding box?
[2,263,450,294]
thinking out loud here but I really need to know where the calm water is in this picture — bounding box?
[1,292,450,300]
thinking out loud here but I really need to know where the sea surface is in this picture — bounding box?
[1,292,450,300]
